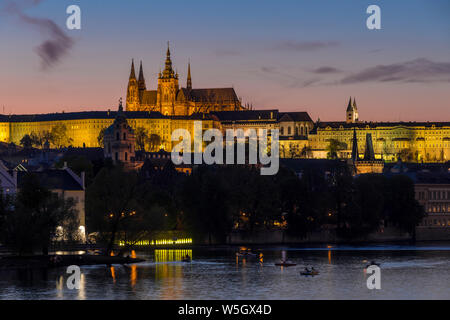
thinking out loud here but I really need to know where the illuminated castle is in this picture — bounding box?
[126,43,245,116]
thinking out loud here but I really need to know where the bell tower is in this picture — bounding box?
[157,42,179,116]
[346,97,359,123]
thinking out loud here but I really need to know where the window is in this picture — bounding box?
[115,152,118,161]
[116,132,120,141]
[288,127,291,135]
[125,152,128,161]
[123,132,126,140]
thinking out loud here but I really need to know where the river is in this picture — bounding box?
[1,244,449,300]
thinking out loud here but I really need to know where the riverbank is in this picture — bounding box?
[0,254,145,270]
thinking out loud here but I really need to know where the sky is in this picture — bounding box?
[0,0,449,121]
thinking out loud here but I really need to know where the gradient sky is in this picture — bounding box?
[0,0,449,121]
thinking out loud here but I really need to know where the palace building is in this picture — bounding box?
[0,97,449,164]
[126,44,245,116]
[0,38,448,165]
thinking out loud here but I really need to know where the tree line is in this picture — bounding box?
[85,160,425,249]
[19,124,73,149]
[0,155,425,255]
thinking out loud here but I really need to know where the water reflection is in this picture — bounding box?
[153,249,192,299]
[1,245,449,300]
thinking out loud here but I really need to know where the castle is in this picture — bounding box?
[126,43,245,115]
[0,44,449,164]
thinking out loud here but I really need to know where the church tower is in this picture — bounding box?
[157,42,179,115]
[126,59,140,111]
[187,61,192,90]
[138,61,146,91]
[346,97,359,123]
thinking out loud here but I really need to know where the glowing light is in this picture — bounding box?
[118,238,193,247]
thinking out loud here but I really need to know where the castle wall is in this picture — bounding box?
[308,125,450,163]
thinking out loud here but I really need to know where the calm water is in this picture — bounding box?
[1,244,449,300]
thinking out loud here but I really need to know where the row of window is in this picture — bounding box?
[427,204,450,213]
[417,190,450,200]
[421,219,450,227]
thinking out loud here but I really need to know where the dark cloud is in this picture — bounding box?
[259,66,320,88]
[341,58,450,84]
[3,0,74,70]
[311,66,342,74]
[274,40,339,52]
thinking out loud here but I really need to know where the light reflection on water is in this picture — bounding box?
[0,246,449,300]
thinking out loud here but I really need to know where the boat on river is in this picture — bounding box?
[275,261,297,267]
[300,270,320,276]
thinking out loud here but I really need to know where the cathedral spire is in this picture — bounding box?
[162,41,174,78]
[187,60,192,90]
[346,96,353,112]
[353,97,358,110]
[129,59,136,79]
[138,61,146,90]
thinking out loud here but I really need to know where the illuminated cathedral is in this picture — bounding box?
[126,44,245,116]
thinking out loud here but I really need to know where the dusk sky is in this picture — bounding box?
[0,0,449,121]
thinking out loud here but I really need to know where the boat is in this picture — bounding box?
[275,261,297,267]
[300,270,320,276]
[236,249,257,257]
[182,256,192,262]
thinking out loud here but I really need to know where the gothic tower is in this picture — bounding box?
[138,61,146,91]
[126,59,140,111]
[157,42,179,115]
[346,97,359,124]
[187,61,192,90]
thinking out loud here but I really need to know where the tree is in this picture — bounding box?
[20,134,33,149]
[179,166,235,243]
[97,127,107,148]
[398,148,413,162]
[384,175,425,235]
[3,173,78,255]
[149,134,162,152]
[56,155,94,186]
[135,127,149,151]
[300,146,312,159]
[51,124,73,148]
[338,174,385,239]
[86,165,164,255]
[326,139,347,159]
[30,132,43,148]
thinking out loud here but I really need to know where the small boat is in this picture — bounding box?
[182,255,192,262]
[275,261,297,267]
[300,270,320,276]
[236,250,257,257]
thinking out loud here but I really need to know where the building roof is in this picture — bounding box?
[314,121,450,130]
[414,172,450,184]
[211,110,279,121]
[17,169,84,191]
[278,112,313,122]
[0,111,169,122]
[187,88,239,103]
[140,90,157,105]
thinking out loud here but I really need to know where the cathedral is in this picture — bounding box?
[126,44,246,116]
